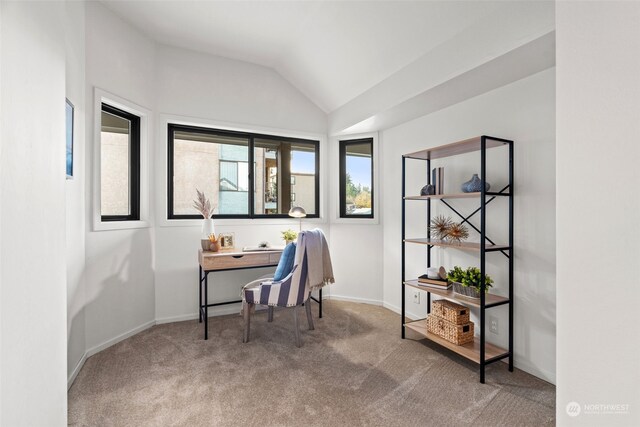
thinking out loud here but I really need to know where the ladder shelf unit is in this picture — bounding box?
[401,135,514,383]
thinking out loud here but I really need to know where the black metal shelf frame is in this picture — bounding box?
[401,135,514,384]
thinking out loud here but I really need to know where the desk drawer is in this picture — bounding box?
[202,253,271,270]
[269,252,282,264]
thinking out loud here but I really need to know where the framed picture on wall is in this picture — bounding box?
[65,98,74,179]
[219,232,235,250]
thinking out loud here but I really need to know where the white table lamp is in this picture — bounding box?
[288,206,307,232]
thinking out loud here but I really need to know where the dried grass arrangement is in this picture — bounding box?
[193,189,215,219]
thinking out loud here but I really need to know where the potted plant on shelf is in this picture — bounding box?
[281,229,298,244]
[447,266,493,299]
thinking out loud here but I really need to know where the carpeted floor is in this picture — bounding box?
[68,300,555,426]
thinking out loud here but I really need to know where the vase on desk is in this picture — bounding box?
[201,219,217,252]
[201,218,216,239]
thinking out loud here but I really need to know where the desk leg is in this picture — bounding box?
[204,271,209,340]
[199,266,203,323]
[319,288,323,319]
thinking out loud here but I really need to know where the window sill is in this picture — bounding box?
[331,217,379,225]
[157,217,327,228]
[93,220,151,232]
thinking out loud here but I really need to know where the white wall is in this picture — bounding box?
[325,133,383,306]
[155,45,326,134]
[381,69,556,383]
[153,44,328,322]
[0,1,68,424]
[556,2,640,426]
[65,0,87,385]
[83,1,156,352]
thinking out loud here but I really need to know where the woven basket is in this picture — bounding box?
[431,299,470,325]
[427,315,474,345]
[452,281,482,299]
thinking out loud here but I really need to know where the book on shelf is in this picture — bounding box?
[417,282,452,290]
[432,167,444,194]
[417,274,451,289]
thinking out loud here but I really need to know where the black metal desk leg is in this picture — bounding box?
[319,288,323,318]
[204,271,209,340]
[198,266,203,323]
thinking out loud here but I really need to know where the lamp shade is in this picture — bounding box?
[288,206,307,218]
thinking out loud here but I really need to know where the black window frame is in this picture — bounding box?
[100,103,141,222]
[339,137,374,219]
[167,123,320,220]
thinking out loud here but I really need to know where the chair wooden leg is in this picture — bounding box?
[267,306,274,322]
[243,301,253,343]
[305,300,314,330]
[292,306,302,347]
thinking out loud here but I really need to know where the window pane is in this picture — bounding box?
[172,130,249,215]
[101,111,131,216]
[220,161,238,191]
[343,141,373,216]
[254,138,316,215]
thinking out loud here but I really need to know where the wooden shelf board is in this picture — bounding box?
[404,280,509,308]
[404,238,509,251]
[403,136,510,160]
[404,192,510,201]
[404,319,507,363]
[405,192,480,200]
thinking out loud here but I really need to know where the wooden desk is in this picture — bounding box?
[198,249,283,340]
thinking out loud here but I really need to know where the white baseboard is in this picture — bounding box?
[327,294,383,306]
[383,301,421,320]
[67,319,155,389]
[85,320,156,358]
[67,352,87,390]
[383,301,401,314]
[155,304,243,325]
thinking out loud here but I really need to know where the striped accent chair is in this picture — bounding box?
[242,247,314,347]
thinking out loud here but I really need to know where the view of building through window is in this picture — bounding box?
[172,131,250,216]
[254,138,316,216]
[100,108,135,218]
[169,126,317,218]
[343,140,373,216]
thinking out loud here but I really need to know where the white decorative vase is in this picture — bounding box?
[201,218,215,239]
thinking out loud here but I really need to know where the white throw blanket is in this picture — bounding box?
[294,229,335,292]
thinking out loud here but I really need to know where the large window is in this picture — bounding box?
[340,138,373,218]
[168,124,319,219]
[100,103,140,221]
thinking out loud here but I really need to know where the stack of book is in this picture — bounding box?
[417,274,452,290]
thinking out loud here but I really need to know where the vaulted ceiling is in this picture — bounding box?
[100,1,508,113]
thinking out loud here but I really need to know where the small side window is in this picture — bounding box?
[339,138,374,218]
[100,103,140,221]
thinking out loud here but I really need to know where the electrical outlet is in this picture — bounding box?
[413,291,420,304]
[490,316,499,334]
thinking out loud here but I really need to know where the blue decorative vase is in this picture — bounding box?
[461,174,490,193]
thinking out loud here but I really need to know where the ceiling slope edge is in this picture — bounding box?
[336,31,555,136]
[329,7,555,136]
